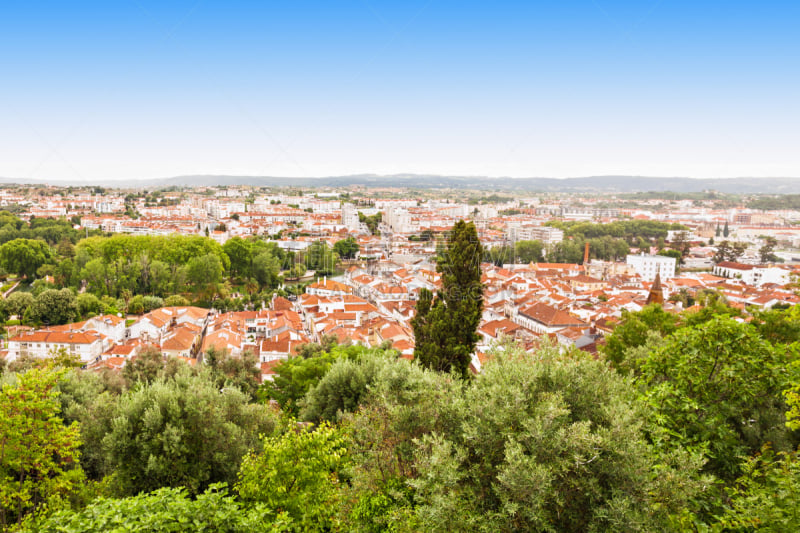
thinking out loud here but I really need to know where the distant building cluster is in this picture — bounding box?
[3,184,800,375]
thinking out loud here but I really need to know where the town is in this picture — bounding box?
[1,183,798,378]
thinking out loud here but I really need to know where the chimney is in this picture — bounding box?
[583,242,590,264]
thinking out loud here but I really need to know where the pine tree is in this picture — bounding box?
[412,220,484,378]
[723,221,730,238]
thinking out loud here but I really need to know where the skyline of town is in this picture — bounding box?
[1,182,798,376]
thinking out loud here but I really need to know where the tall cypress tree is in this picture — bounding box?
[412,220,484,378]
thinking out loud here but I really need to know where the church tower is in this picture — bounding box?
[646,268,664,305]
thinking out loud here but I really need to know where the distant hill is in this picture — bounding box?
[1,174,798,194]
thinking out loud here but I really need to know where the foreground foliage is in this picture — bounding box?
[0,367,83,529]
[104,367,278,497]
[21,484,292,533]
[408,347,707,532]
[238,421,348,530]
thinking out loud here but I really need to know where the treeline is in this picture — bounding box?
[545,219,687,242]
[747,194,800,211]
[0,212,90,246]
[485,236,630,265]
[4,302,800,530]
[0,211,357,318]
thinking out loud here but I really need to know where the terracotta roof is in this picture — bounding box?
[86,356,127,372]
[9,330,102,345]
[272,296,294,311]
[570,275,604,284]
[519,303,587,328]
[308,279,352,292]
[479,318,521,338]
[161,326,198,352]
[716,261,756,271]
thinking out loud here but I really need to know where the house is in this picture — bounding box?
[128,306,209,342]
[306,278,352,297]
[202,328,245,356]
[569,275,607,293]
[84,314,127,343]
[514,302,587,334]
[160,324,202,358]
[7,330,104,363]
[713,262,791,286]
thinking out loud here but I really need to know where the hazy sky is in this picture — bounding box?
[1,0,799,181]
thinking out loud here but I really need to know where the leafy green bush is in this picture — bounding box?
[22,484,292,532]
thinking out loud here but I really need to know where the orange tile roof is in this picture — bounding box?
[9,330,102,345]
[519,303,587,328]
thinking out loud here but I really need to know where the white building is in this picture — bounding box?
[626,253,676,281]
[6,330,104,363]
[507,224,564,245]
[83,315,127,343]
[713,262,791,286]
[341,203,361,231]
[385,207,413,233]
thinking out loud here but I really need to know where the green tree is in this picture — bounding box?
[750,306,800,345]
[104,367,277,497]
[164,294,190,307]
[286,262,306,279]
[76,292,102,318]
[358,212,382,235]
[30,288,79,326]
[759,236,780,263]
[546,238,585,263]
[237,421,348,529]
[658,248,682,263]
[1,291,35,320]
[341,352,462,531]
[0,238,52,279]
[80,257,112,296]
[484,244,513,267]
[259,350,341,416]
[670,230,692,263]
[723,220,730,238]
[603,304,680,374]
[252,250,281,289]
[56,368,124,482]
[223,237,253,279]
[121,346,167,386]
[186,253,223,297]
[713,445,800,532]
[714,240,748,263]
[127,294,145,314]
[142,295,164,312]
[333,237,360,260]
[23,484,292,533]
[204,347,262,400]
[0,367,84,529]
[410,345,707,532]
[639,317,799,482]
[304,241,339,276]
[412,220,483,379]
[300,347,389,423]
[513,239,544,263]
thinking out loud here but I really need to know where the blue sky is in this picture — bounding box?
[1,1,798,181]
